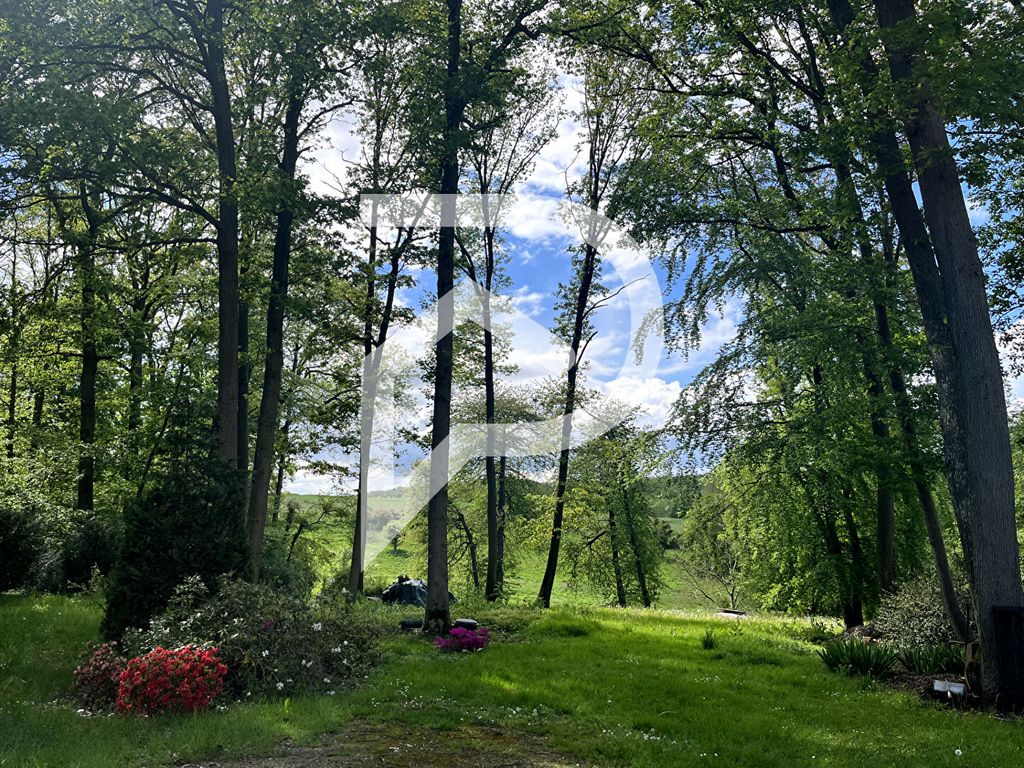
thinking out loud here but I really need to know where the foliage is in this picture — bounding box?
[60,513,121,591]
[818,640,897,679]
[434,626,491,653]
[555,419,666,607]
[122,577,379,698]
[0,496,42,591]
[701,629,716,650]
[116,645,227,715]
[73,641,126,712]
[102,454,249,640]
[874,572,971,647]
[677,479,744,610]
[896,645,965,677]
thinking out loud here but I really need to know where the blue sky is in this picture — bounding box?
[290,80,1017,497]
[289,81,741,495]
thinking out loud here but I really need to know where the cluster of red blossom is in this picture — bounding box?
[116,645,228,714]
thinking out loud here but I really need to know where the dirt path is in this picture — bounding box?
[188,720,584,768]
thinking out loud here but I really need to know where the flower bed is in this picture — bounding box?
[435,626,490,652]
[116,645,227,714]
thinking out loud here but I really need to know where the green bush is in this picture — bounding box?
[818,639,898,678]
[102,460,248,639]
[702,629,717,650]
[257,531,318,597]
[122,577,379,699]
[874,572,971,647]
[61,512,121,591]
[0,497,42,591]
[896,644,965,676]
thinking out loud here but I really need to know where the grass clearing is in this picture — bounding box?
[3,594,1024,767]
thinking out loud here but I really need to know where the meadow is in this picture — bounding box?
[3,591,1023,767]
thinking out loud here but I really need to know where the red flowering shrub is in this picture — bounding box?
[74,642,127,711]
[116,645,227,715]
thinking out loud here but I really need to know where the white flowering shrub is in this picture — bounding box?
[122,577,379,698]
[873,572,973,648]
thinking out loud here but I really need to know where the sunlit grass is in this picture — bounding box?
[3,593,1024,767]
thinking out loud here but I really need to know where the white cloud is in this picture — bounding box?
[509,286,548,318]
[599,375,682,429]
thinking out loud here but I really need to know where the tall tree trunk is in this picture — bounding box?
[832,109,967,636]
[456,509,480,591]
[873,0,1023,699]
[271,346,299,525]
[875,279,970,640]
[5,248,16,460]
[206,0,241,476]
[348,235,402,601]
[621,481,651,608]
[424,0,465,635]
[482,217,501,601]
[538,125,602,608]
[31,385,43,437]
[76,189,100,513]
[248,92,303,573]
[840,491,867,627]
[348,223,379,602]
[608,499,627,607]
[349,346,376,600]
[238,291,250,478]
[859,343,897,596]
[537,244,597,608]
[271,423,290,524]
[6,336,16,461]
[495,454,507,588]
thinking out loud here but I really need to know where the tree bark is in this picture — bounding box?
[76,189,100,513]
[876,289,970,640]
[248,91,303,573]
[538,112,603,608]
[456,509,480,591]
[496,454,507,587]
[482,213,501,601]
[424,0,465,635]
[205,0,241,475]
[873,0,1023,700]
[6,335,16,461]
[608,498,627,607]
[621,480,651,608]
[348,234,402,601]
[538,242,597,608]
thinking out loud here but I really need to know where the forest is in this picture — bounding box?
[3,0,1024,765]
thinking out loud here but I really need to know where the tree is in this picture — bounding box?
[538,55,650,608]
[246,0,356,571]
[458,61,557,601]
[422,0,548,632]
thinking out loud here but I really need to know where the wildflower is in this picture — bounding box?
[276,682,285,691]
[312,622,323,632]
[261,650,270,658]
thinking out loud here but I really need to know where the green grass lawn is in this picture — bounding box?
[3,593,1024,767]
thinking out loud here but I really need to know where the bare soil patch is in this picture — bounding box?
[188,720,584,768]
